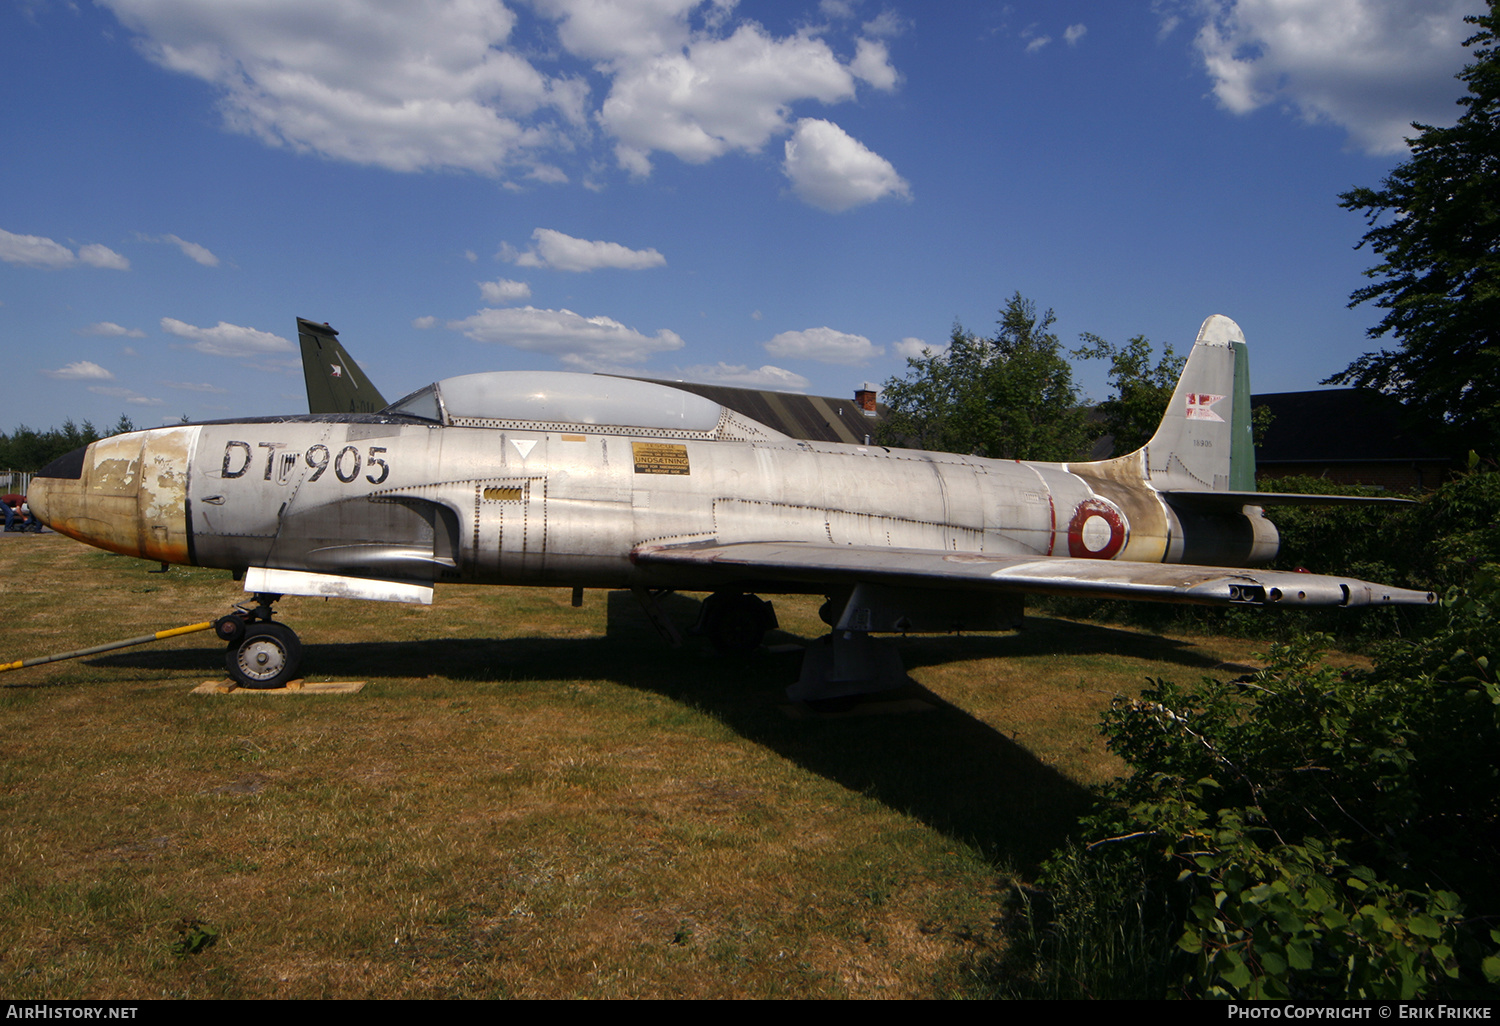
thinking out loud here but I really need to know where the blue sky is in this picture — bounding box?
[0,0,1485,431]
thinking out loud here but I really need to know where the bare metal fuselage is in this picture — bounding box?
[50,414,1149,598]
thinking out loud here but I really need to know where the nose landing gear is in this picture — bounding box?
[216,592,302,690]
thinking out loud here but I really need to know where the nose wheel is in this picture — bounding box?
[220,592,302,690]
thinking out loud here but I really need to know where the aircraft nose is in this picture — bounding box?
[27,445,88,528]
[30,427,197,564]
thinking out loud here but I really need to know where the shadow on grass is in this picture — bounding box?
[74,596,1248,875]
[897,614,1262,677]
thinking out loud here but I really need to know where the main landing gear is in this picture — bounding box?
[696,591,779,655]
[213,592,302,690]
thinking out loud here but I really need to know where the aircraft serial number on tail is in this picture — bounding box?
[221,441,391,485]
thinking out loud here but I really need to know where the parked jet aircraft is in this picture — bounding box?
[28,314,1433,694]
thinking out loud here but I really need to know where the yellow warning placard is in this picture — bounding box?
[632,442,690,475]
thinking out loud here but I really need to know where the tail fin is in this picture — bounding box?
[1141,314,1255,493]
[1067,315,1409,568]
[298,318,389,415]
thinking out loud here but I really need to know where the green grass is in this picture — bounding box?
[0,533,1316,998]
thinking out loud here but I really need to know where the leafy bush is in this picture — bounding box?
[1000,577,1500,998]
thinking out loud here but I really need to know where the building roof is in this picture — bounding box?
[1252,389,1452,464]
[623,378,1452,471]
[622,377,888,445]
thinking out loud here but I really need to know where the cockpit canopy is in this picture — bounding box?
[381,371,780,441]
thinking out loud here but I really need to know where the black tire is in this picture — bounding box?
[213,613,247,644]
[704,593,775,655]
[226,622,302,690]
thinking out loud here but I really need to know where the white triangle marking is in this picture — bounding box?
[511,438,536,460]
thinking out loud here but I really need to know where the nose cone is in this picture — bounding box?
[30,427,197,564]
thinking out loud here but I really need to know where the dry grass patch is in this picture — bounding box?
[0,533,1344,998]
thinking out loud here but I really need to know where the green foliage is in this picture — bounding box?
[1175,824,1464,1000]
[1250,404,1275,448]
[1073,333,1184,455]
[0,416,137,474]
[877,293,1091,461]
[1264,465,1500,591]
[1009,598,1500,998]
[0,420,103,474]
[171,917,220,957]
[1331,2,1500,452]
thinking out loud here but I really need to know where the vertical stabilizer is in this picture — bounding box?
[1143,314,1255,493]
[298,318,389,415]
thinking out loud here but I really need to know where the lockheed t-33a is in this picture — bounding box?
[28,314,1433,696]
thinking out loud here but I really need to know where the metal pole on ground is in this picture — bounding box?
[0,621,214,674]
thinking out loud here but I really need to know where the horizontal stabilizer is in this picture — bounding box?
[1160,489,1416,509]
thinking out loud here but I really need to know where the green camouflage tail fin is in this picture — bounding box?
[298,318,389,415]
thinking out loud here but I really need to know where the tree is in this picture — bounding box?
[1330,2,1500,452]
[0,419,102,473]
[1073,333,1184,455]
[877,292,1091,461]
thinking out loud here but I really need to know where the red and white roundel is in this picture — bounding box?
[1067,498,1128,559]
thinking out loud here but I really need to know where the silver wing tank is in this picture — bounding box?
[28,314,1434,692]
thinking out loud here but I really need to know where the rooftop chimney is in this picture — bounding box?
[855,382,878,416]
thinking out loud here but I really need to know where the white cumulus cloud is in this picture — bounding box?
[161,317,293,357]
[505,228,666,271]
[1064,24,1087,45]
[0,229,129,269]
[94,1,906,203]
[599,22,860,167]
[412,315,438,329]
[1184,0,1484,153]
[89,385,166,406]
[0,229,75,268]
[161,380,230,393]
[765,326,882,365]
[79,322,147,338]
[98,0,584,174]
[674,362,811,390]
[448,305,684,368]
[77,244,130,270]
[479,278,532,304]
[782,118,909,213]
[850,37,899,91]
[159,233,220,266]
[893,336,943,360]
[44,361,116,380]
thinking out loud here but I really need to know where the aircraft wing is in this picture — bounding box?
[632,541,1436,608]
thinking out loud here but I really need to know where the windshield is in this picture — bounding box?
[382,384,443,422]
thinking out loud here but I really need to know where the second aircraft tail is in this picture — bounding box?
[298,318,389,415]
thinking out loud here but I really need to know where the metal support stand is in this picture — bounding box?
[631,587,683,648]
[787,630,909,702]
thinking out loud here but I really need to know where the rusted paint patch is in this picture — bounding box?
[138,427,195,563]
[36,428,196,564]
